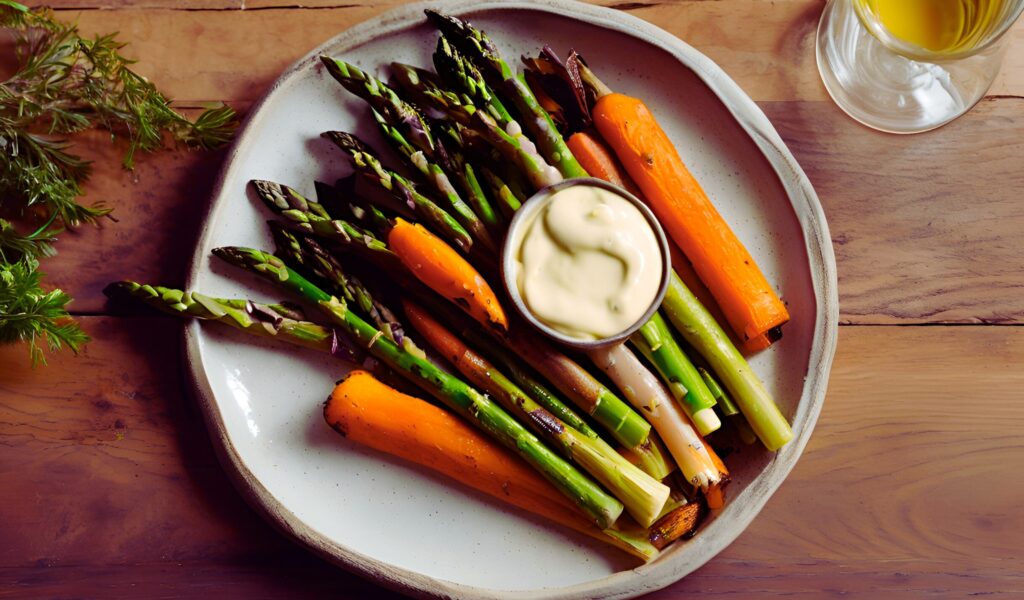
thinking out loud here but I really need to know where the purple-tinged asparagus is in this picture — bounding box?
[424,10,587,179]
[321,132,475,255]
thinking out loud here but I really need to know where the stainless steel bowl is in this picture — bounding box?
[501,177,671,350]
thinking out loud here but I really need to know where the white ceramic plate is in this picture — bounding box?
[184,1,838,597]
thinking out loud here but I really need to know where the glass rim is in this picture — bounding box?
[850,0,1024,62]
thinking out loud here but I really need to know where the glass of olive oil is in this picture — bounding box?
[816,0,1024,133]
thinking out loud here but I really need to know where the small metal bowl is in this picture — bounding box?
[501,177,671,350]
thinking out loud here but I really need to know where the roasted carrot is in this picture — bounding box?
[586,78,789,345]
[387,218,508,332]
[700,434,731,510]
[571,128,772,354]
[566,131,641,197]
[324,370,657,561]
[668,243,772,354]
[704,484,726,510]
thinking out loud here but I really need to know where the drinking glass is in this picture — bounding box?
[816,0,1024,133]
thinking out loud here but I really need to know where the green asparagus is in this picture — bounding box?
[104,281,358,360]
[388,62,469,120]
[268,221,421,357]
[632,312,721,436]
[371,109,497,252]
[319,57,434,155]
[662,272,793,450]
[390,62,562,191]
[461,326,594,435]
[478,165,523,219]
[321,132,475,255]
[503,323,652,449]
[424,10,588,179]
[407,301,669,526]
[321,55,502,240]
[433,35,514,127]
[432,122,503,233]
[213,246,625,529]
[250,179,402,272]
[699,367,737,417]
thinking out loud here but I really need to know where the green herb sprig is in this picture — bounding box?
[0,1,237,365]
[0,257,89,365]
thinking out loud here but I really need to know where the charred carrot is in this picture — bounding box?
[566,131,642,196]
[325,371,658,560]
[582,65,789,346]
[669,243,772,354]
[387,218,508,332]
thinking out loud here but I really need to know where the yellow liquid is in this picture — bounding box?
[856,0,1008,53]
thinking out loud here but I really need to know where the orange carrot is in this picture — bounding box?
[566,131,641,196]
[387,218,508,332]
[324,370,654,560]
[704,484,725,510]
[702,441,730,510]
[571,126,771,354]
[591,92,789,345]
[705,443,730,479]
[668,243,772,355]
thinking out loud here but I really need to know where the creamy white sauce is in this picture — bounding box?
[513,184,662,340]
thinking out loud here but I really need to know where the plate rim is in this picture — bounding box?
[182,1,839,598]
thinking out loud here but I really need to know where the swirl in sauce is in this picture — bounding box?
[514,184,663,340]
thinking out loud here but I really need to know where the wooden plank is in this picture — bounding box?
[41,99,1024,322]
[48,0,241,8]
[1,560,1020,599]
[763,98,1024,324]
[46,3,1024,104]
[66,7,395,105]
[1,321,1022,596]
[0,564,407,599]
[36,128,229,315]
[0,318,283,568]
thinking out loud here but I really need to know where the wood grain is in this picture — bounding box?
[764,98,1024,324]
[39,129,229,315]
[0,564,407,599]
[1,321,1022,597]
[49,3,1024,104]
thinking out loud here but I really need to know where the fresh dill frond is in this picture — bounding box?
[0,216,61,262]
[0,2,238,223]
[0,257,89,366]
[0,1,238,365]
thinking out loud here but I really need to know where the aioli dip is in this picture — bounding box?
[512,183,663,340]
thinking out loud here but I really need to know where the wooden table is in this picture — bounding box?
[2,1,1022,597]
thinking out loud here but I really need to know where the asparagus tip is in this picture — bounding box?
[250,179,284,205]
[574,56,613,99]
[319,54,344,76]
[211,246,253,266]
[424,9,463,33]
[102,280,136,299]
[322,130,370,156]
